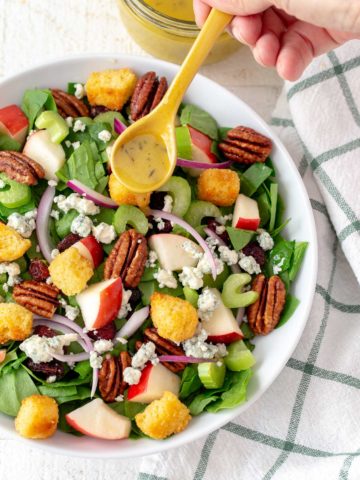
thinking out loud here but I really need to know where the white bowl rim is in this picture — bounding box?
[0,53,318,459]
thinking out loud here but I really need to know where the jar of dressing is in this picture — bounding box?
[117,0,240,64]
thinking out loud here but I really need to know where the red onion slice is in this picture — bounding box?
[177,158,233,169]
[158,355,217,363]
[53,352,90,363]
[67,180,117,209]
[36,186,56,263]
[32,319,88,351]
[149,210,217,280]
[236,307,245,324]
[116,306,150,339]
[114,118,127,135]
[204,227,241,274]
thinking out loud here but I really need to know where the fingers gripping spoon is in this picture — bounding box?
[110,9,232,193]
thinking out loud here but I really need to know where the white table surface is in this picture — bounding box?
[0,1,283,478]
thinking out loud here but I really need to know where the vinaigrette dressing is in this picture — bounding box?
[143,0,195,21]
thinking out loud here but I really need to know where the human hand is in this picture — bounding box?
[193,0,360,80]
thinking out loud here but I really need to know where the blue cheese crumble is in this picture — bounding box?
[71,214,93,237]
[154,268,178,289]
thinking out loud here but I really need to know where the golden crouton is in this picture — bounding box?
[15,395,59,439]
[197,169,240,207]
[135,391,191,439]
[0,222,31,262]
[108,174,150,211]
[85,68,137,110]
[49,247,93,296]
[0,303,33,344]
[150,292,198,342]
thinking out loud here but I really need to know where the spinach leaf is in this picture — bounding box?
[0,350,18,375]
[276,294,300,328]
[0,368,39,416]
[74,360,92,379]
[240,322,255,340]
[256,191,271,227]
[180,365,202,400]
[289,242,308,282]
[39,385,78,398]
[206,369,252,412]
[226,227,254,251]
[0,132,21,152]
[21,89,57,127]
[269,183,278,231]
[124,400,147,419]
[218,127,231,141]
[240,164,273,197]
[180,104,218,140]
[139,280,183,305]
[271,218,291,238]
[56,386,91,404]
[188,391,219,416]
[267,239,295,276]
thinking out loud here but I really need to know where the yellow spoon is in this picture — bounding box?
[110,9,232,193]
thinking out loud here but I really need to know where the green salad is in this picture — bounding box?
[0,67,308,442]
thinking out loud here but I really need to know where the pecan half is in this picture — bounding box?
[218,126,272,164]
[13,280,60,318]
[51,89,89,118]
[246,274,286,335]
[139,328,186,373]
[130,72,168,121]
[0,151,45,185]
[98,351,131,402]
[104,229,147,288]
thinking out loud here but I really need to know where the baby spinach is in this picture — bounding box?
[218,126,231,141]
[22,89,57,128]
[289,242,308,282]
[39,385,78,398]
[0,367,39,416]
[180,365,202,400]
[56,386,91,405]
[269,183,278,231]
[267,239,295,276]
[240,163,273,197]
[180,104,218,140]
[207,369,252,412]
[256,191,271,227]
[226,227,254,251]
[276,294,300,328]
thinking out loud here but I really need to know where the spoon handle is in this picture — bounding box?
[160,9,232,117]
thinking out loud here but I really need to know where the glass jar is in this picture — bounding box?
[117,0,240,65]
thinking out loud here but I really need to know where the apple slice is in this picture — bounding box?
[203,288,244,344]
[23,129,65,181]
[187,126,217,176]
[149,233,202,272]
[73,235,103,268]
[66,398,131,440]
[0,105,29,146]
[128,363,180,403]
[232,194,260,231]
[0,349,6,364]
[76,278,123,330]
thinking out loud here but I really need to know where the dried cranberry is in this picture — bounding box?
[149,192,167,210]
[147,215,172,235]
[29,259,50,282]
[128,288,142,311]
[25,358,65,380]
[90,105,111,118]
[242,242,266,267]
[88,322,116,341]
[58,233,81,252]
[206,218,230,244]
[33,325,57,338]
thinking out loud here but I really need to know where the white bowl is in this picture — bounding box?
[0,54,317,458]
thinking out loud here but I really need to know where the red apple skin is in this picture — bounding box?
[207,331,243,345]
[127,363,152,401]
[93,278,123,329]
[0,105,29,145]
[188,126,217,163]
[235,217,260,231]
[65,414,100,438]
[80,235,103,268]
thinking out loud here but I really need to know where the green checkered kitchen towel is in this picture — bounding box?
[135,41,360,480]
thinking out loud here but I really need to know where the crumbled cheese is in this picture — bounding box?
[74,83,85,99]
[46,277,53,285]
[154,217,165,230]
[98,129,112,143]
[205,236,219,250]
[0,262,21,287]
[64,304,79,321]
[54,193,100,215]
[163,194,173,213]
[46,375,57,383]
[71,214,93,237]
[118,289,132,318]
[2,284,8,292]
[182,327,227,359]
[48,179,58,187]
[131,342,157,370]
[51,249,60,259]
[50,209,60,220]
[218,245,238,266]
[216,214,233,225]
[215,225,226,235]
[7,209,37,238]
[272,256,285,275]
[90,351,103,369]
[65,117,73,128]
[115,395,124,402]
[123,366,142,385]
[19,334,78,364]
[197,254,224,276]
[257,230,274,251]
[197,287,219,321]
[146,250,158,268]
[154,268,178,289]
[179,266,204,290]
[182,241,202,259]
[0,179,5,189]
[72,141,81,150]
[116,337,128,345]
[239,252,261,275]
[73,119,86,133]
[94,339,114,355]
[92,222,116,244]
